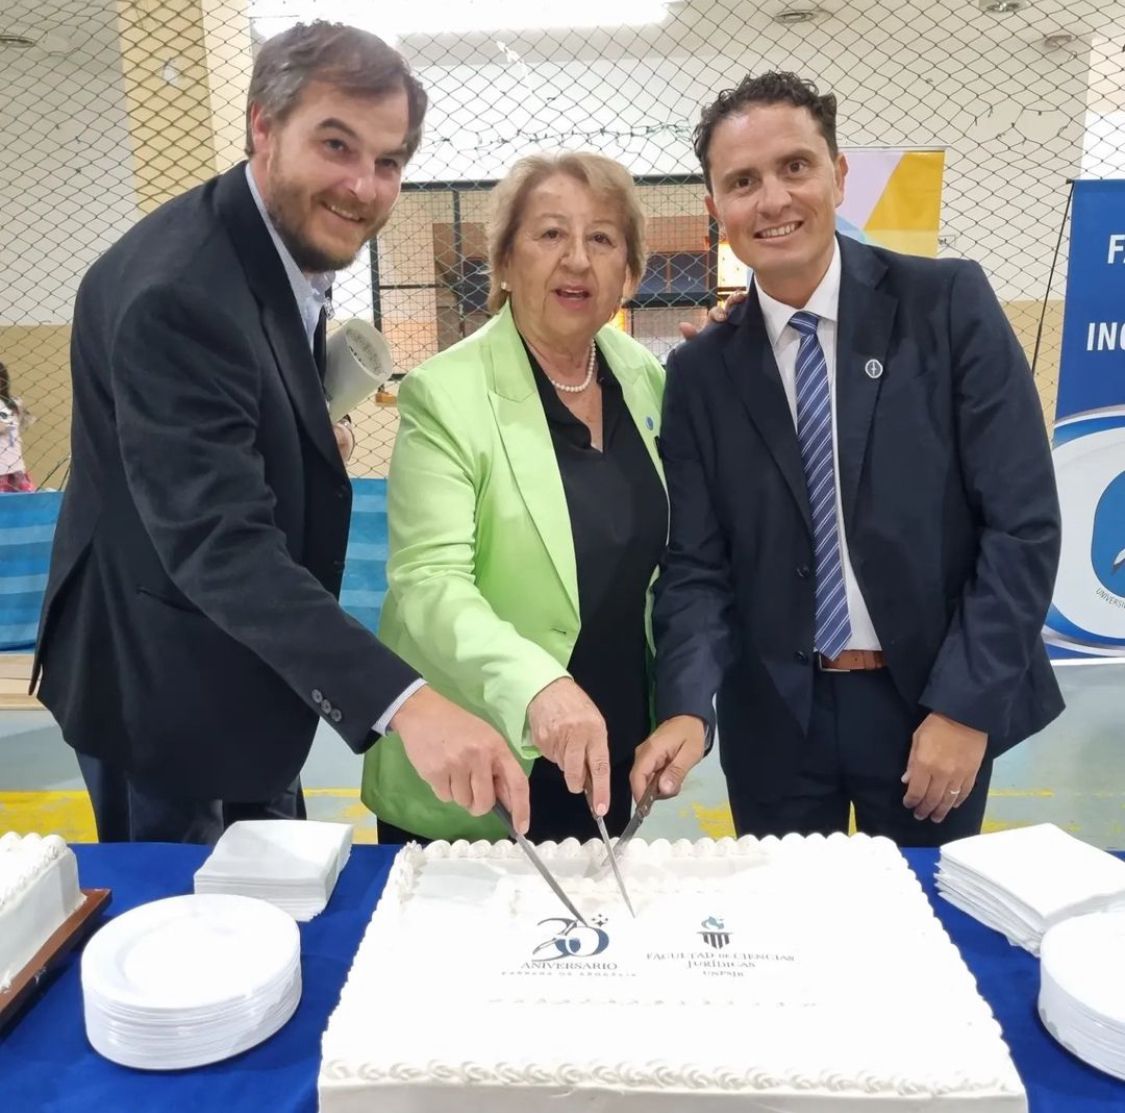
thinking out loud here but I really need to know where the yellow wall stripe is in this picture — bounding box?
[0,789,1085,846]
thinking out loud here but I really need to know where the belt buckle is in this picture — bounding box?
[816,653,847,673]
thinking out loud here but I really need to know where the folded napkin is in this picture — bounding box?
[936,823,1125,954]
[194,820,353,921]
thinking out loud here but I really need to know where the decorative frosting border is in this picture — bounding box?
[321,1057,1024,1096]
[414,830,903,863]
[0,832,71,905]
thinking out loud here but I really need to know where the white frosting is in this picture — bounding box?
[0,832,83,990]
[319,834,1027,1112]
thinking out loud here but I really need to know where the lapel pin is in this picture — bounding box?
[645,416,655,430]
[864,358,883,380]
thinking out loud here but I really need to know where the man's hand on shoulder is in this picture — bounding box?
[390,685,530,833]
[677,289,749,341]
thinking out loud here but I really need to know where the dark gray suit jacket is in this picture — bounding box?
[35,164,419,799]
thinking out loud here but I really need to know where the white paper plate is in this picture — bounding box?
[85,973,302,1070]
[1039,910,1125,1082]
[1040,909,1125,1025]
[81,893,299,1011]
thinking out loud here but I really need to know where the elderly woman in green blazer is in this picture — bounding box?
[363,152,699,844]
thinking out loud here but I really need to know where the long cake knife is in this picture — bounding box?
[586,780,636,917]
[590,772,660,880]
[595,812,635,917]
[492,801,588,926]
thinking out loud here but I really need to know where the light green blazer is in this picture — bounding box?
[361,303,667,841]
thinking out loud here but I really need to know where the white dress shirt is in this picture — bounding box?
[244,165,333,342]
[753,241,881,651]
[245,164,425,731]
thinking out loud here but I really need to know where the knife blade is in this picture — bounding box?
[616,772,660,854]
[585,778,636,917]
[591,772,660,880]
[594,812,635,917]
[492,801,588,926]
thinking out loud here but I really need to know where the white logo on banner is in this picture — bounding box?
[1046,413,1125,656]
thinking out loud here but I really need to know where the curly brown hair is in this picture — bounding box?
[693,72,838,191]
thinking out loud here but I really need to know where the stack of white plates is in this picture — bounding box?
[194,820,352,920]
[936,823,1125,953]
[1040,910,1125,1080]
[81,893,301,1070]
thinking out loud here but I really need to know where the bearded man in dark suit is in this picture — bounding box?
[36,21,529,843]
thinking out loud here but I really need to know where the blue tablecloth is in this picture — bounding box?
[3,845,1123,1113]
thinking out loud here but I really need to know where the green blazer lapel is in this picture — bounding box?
[484,305,580,623]
[600,326,666,494]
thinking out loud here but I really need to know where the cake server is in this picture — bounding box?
[491,801,588,926]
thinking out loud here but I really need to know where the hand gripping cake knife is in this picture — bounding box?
[492,801,588,926]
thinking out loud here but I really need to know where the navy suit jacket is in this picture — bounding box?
[34,165,419,800]
[653,235,1063,803]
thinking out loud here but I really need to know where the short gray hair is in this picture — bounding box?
[245,21,427,159]
[487,152,647,315]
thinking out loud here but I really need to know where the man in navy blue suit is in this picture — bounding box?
[630,72,1063,844]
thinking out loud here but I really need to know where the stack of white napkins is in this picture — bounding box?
[936,823,1125,954]
[194,820,352,921]
[1040,909,1125,1080]
[83,893,301,1070]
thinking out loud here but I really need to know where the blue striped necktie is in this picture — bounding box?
[789,311,852,660]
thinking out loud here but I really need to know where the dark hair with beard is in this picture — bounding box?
[693,72,838,192]
[244,21,427,161]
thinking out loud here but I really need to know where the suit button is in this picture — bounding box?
[330,708,342,723]
[797,565,811,579]
[794,650,809,664]
[337,484,349,499]
[321,699,332,713]
[312,689,323,703]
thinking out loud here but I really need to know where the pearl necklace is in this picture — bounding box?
[542,343,597,394]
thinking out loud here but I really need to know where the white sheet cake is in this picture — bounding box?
[319,832,1026,1112]
[0,832,83,991]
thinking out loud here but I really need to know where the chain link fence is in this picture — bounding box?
[2,0,1122,483]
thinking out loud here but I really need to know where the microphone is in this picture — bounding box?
[323,319,394,423]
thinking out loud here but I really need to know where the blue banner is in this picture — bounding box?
[1044,179,1125,661]
[0,481,389,654]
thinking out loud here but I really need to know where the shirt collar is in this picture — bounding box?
[244,163,333,314]
[754,237,842,348]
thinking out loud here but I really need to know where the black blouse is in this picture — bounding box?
[525,339,668,766]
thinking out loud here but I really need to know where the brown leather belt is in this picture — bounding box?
[817,649,886,671]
